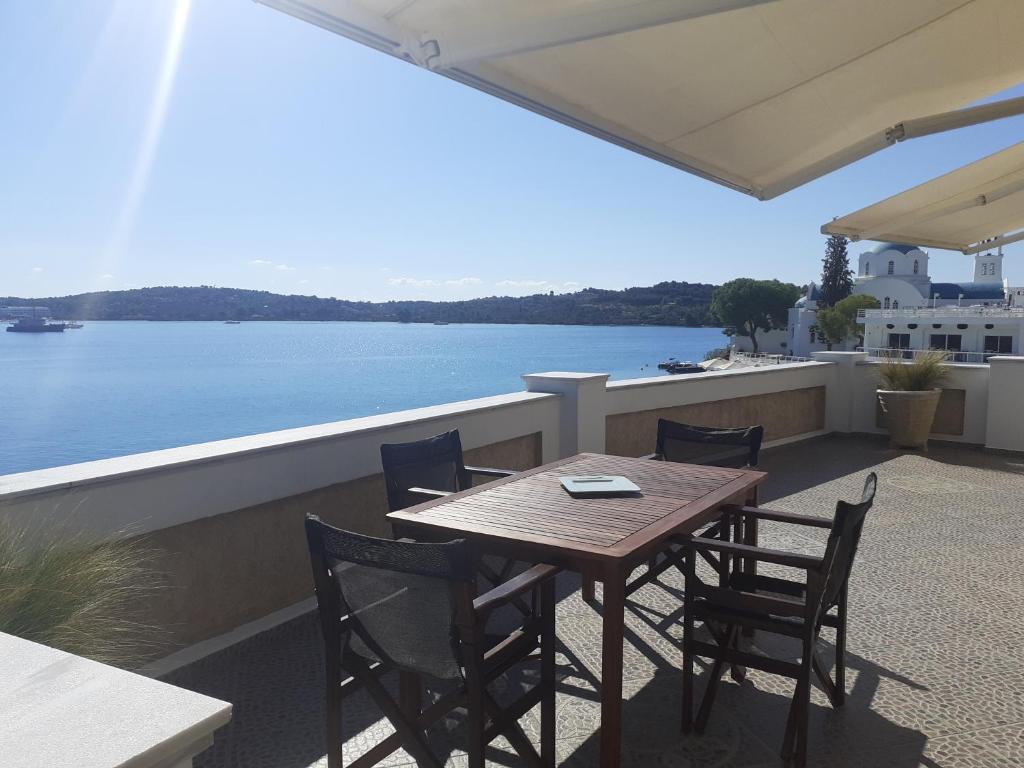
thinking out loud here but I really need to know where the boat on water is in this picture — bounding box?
[657,357,679,370]
[224,320,241,324]
[6,316,66,333]
[433,321,449,325]
[664,361,704,375]
[64,321,84,329]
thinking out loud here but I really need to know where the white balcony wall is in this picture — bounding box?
[3,357,1024,668]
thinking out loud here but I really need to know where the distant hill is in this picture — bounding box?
[1,282,719,326]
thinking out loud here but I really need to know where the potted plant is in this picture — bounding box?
[876,350,950,450]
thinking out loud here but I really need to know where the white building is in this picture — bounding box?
[782,242,1015,359]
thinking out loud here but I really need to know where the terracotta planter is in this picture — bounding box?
[877,389,942,450]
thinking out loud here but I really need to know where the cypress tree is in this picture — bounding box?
[819,234,853,307]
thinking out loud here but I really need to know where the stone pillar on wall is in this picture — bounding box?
[521,372,609,459]
[811,351,868,434]
[985,356,1024,452]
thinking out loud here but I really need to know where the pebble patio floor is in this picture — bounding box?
[165,436,1024,767]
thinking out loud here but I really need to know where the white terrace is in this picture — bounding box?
[4,353,1024,766]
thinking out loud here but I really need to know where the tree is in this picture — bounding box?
[814,308,848,351]
[711,278,801,353]
[834,294,880,347]
[819,234,853,307]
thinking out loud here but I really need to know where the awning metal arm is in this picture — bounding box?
[768,95,1024,201]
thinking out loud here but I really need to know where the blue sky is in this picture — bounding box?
[2,0,1024,302]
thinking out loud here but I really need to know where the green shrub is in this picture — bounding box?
[703,347,730,361]
[877,350,950,391]
[0,523,164,666]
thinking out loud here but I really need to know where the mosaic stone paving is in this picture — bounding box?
[164,436,1024,767]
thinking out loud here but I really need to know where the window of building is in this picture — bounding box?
[865,261,870,275]
[887,333,910,349]
[887,260,894,274]
[913,259,919,274]
[883,297,891,309]
[892,299,899,309]
[930,334,962,351]
[984,335,1013,354]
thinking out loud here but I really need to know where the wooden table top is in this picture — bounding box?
[387,453,765,563]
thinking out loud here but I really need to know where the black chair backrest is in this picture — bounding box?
[656,419,764,468]
[380,430,470,511]
[818,473,877,610]
[305,515,473,681]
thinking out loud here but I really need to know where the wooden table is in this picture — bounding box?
[387,452,765,768]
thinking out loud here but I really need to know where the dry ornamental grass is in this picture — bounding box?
[0,522,165,667]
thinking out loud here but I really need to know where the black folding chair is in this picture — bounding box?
[305,516,558,768]
[623,420,764,597]
[381,429,527,593]
[380,429,515,512]
[679,473,877,768]
[646,420,764,469]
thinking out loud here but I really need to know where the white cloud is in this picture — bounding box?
[388,276,439,287]
[32,267,44,273]
[445,277,483,286]
[496,279,549,288]
[562,281,581,288]
[98,273,115,280]
[320,266,334,272]
[298,279,309,284]
[248,259,272,266]
[275,263,296,271]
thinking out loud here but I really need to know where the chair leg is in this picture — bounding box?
[695,623,736,735]
[464,654,487,768]
[582,575,597,602]
[540,579,556,768]
[647,555,658,578]
[326,654,343,768]
[792,636,814,768]
[349,657,442,768]
[780,681,801,762]
[682,550,696,733]
[399,671,420,721]
[834,590,848,707]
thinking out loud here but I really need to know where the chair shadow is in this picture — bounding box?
[555,642,932,768]
[577,578,934,768]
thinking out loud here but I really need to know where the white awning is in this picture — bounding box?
[258,0,1024,199]
[822,142,1024,254]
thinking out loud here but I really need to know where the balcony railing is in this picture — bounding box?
[730,351,813,366]
[858,306,1024,319]
[860,346,994,364]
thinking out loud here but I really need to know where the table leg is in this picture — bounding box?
[741,487,759,578]
[599,568,625,768]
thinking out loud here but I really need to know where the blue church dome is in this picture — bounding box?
[866,242,920,255]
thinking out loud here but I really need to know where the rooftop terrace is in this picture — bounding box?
[164,435,1024,768]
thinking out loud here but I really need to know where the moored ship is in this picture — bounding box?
[6,316,66,333]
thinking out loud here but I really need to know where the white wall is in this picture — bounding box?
[0,392,561,539]
[5,355,1024,546]
[729,328,790,355]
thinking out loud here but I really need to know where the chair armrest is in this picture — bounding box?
[465,465,517,479]
[724,505,832,529]
[677,534,824,571]
[639,452,663,461]
[405,487,452,505]
[473,563,560,617]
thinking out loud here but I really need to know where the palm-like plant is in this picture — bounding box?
[877,350,950,391]
[0,523,164,667]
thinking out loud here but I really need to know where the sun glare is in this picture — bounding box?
[91,0,192,297]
